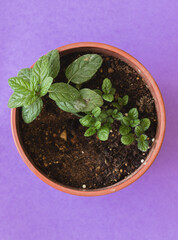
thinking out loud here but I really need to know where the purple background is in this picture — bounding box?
[0,0,178,239]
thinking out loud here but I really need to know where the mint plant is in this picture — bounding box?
[8,50,151,152]
[79,78,151,151]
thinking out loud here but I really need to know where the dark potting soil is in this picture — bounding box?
[18,52,157,189]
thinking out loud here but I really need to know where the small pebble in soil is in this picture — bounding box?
[82,184,86,189]
[152,138,155,142]
[60,130,67,141]
[81,151,84,154]
[108,67,114,73]
[141,159,144,163]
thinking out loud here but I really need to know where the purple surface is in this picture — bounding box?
[0,0,177,239]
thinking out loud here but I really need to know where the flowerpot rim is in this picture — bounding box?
[11,42,166,196]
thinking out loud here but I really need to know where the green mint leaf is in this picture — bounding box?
[23,93,38,107]
[110,88,116,95]
[84,127,96,137]
[55,101,77,113]
[104,123,112,130]
[8,77,31,94]
[22,98,43,123]
[8,92,26,108]
[112,102,120,109]
[79,115,93,127]
[135,125,143,137]
[121,133,135,145]
[118,97,123,105]
[113,109,118,114]
[56,98,86,113]
[79,88,103,112]
[30,76,39,92]
[139,134,148,141]
[72,98,87,112]
[94,121,101,130]
[107,117,114,124]
[130,119,140,128]
[92,107,101,118]
[18,68,32,81]
[47,49,60,79]
[93,89,102,96]
[140,118,151,131]
[55,100,84,114]
[49,83,80,102]
[66,54,103,84]
[122,95,129,105]
[122,116,131,126]
[119,125,131,135]
[40,77,53,97]
[113,112,123,120]
[98,112,108,123]
[102,78,112,94]
[128,108,139,120]
[32,55,50,84]
[106,109,113,116]
[97,125,110,141]
[103,94,114,102]
[117,97,124,110]
[138,138,149,152]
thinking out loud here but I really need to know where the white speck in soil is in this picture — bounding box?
[141,159,144,163]
[152,138,155,142]
[82,184,86,189]
[81,151,84,154]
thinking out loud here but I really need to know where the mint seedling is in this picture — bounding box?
[113,95,129,110]
[135,118,151,151]
[8,50,151,152]
[102,78,116,102]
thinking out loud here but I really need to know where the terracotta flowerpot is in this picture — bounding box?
[11,42,166,196]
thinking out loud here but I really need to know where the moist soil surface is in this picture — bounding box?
[19,51,157,189]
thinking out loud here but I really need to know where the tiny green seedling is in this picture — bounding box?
[8,50,151,152]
